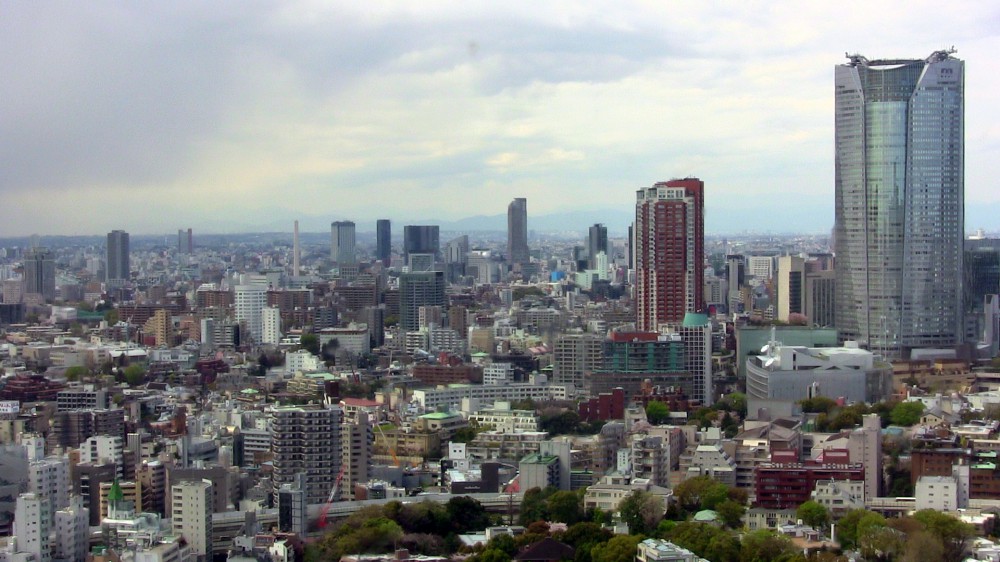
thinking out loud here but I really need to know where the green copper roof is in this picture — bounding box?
[108,478,124,502]
[682,313,709,327]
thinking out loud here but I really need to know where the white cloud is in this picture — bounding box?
[1,1,998,234]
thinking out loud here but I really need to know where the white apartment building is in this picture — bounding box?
[234,285,268,345]
[468,403,539,433]
[915,475,959,511]
[261,307,281,345]
[29,457,70,520]
[54,497,89,562]
[14,493,50,562]
[483,363,514,385]
[80,435,124,477]
[171,479,213,562]
[411,379,570,412]
[284,349,321,373]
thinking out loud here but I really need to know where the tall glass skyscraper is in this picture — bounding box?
[834,50,964,357]
[106,230,130,285]
[376,219,391,266]
[507,198,529,266]
[330,220,356,264]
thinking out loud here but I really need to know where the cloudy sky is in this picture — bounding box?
[2,1,999,236]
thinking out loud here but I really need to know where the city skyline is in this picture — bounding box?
[2,3,999,236]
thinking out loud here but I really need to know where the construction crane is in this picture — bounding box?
[318,465,346,528]
[374,421,401,467]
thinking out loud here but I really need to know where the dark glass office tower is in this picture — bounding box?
[106,230,130,284]
[376,219,391,266]
[507,198,529,266]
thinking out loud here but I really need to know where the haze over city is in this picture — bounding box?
[2,1,999,236]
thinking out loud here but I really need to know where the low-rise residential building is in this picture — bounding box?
[916,475,959,511]
[410,380,570,412]
[469,403,539,433]
[636,538,708,562]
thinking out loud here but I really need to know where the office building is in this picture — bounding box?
[74,461,116,525]
[552,333,604,392]
[271,405,343,505]
[834,51,964,357]
[964,238,1000,345]
[403,225,440,259]
[23,248,56,300]
[727,254,746,314]
[776,255,806,322]
[178,228,193,254]
[331,221,357,264]
[342,413,373,501]
[746,341,892,404]
[507,198,529,267]
[805,270,836,327]
[635,179,705,331]
[398,271,445,333]
[106,230,130,284]
[747,255,775,281]
[234,285,268,345]
[171,479,213,562]
[277,475,308,536]
[293,220,301,275]
[376,219,391,265]
[588,223,608,269]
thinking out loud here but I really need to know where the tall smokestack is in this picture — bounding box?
[293,220,301,275]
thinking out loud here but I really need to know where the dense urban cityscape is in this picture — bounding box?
[3,10,1000,562]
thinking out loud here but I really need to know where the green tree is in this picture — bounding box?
[836,510,885,550]
[540,410,581,436]
[859,526,905,562]
[546,490,584,524]
[704,533,742,562]
[738,529,797,562]
[318,516,403,559]
[901,530,945,562]
[447,496,490,533]
[485,533,518,557]
[561,521,612,562]
[645,401,670,425]
[299,333,319,355]
[700,482,730,510]
[795,501,830,530]
[912,509,974,562]
[590,535,643,562]
[476,548,511,562]
[716,499,746,530]
[451,426,479,444]
[617,490,663,535]
[890,401,925,426]
[64,365,88,382]
[519,487,554,525]
[673,476,716,513]
[666,522,731,559]
[123,364,145,386]
[798,396,837,414]
[559,522,612,550]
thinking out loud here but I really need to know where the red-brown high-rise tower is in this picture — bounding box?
[634,178,705,331]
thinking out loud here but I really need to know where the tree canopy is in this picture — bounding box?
[645,401,670,425]
[889,401,925,426]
